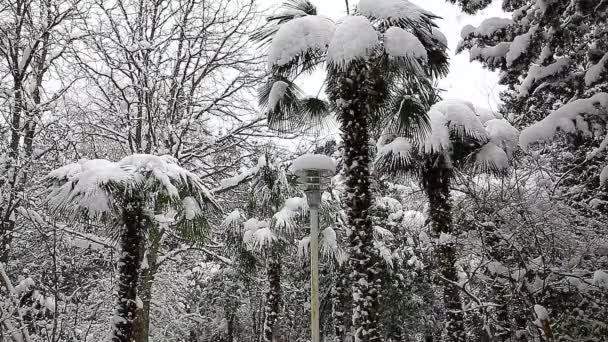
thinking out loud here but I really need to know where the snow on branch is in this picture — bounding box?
[519,93,608,151]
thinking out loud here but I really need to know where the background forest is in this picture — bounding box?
[1,0,607,342]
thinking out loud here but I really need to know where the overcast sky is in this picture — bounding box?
[258,0,508,110]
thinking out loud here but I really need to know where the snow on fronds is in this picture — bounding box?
[519,57,571,96]
[403,210,425,228]
[327,16,378,66]
[475,143,509,171]
[215,156,266,191]
[119,154,211,200]
[321,226,338,257]
[268,15,335,67]
[418,231,431,246]
[473,17,514,37]
[273,208,296,233]
[484,119,519,153]
[486,261,509,277]
[15,207,45,226]
[243,218,268,232]
[182,197,200,220]
[506,25,538,67]
[222,209,244,227]
[422,108,450,154]
[46,159,137,216]
[290,153,336,173]
[585,53,608,86]
[268,81,288,109]
[475,106,502,123]
[460,24,475,39]
[384,27,427,61]
[431,27,447,47]
[600,165,608,187]
[470,42,510,63]
[593,270,608,289]
[377,137,413,159]
[251,227,276,249]
[358,0,427,22]
[534,304,550,320]
[298,236,310,257]
[434,100,488,141]
[519,93,608,150]
[284,196,308,212]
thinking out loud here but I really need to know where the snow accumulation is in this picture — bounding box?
[585,52,608,86]
[358,0,427,22]
[431,27,448,47]
[519,57,571,96]
[377,137,413,158]
[222,209,244,227]
[460,24,475,39]
[593,270,608,289]
[475,106,502,123]
[403,210,425,228]
[321,226,338,256]
[298,236,310,257]
[470,42,511,63]
[327,16,378,66]
[519,93,608,150]
[422,108,450,154]
[475,143,509,171]
[506,25,538,67]
[268,15,335,67]
[384,27,427,61]
[484,119,519,153]
[534,304,550,320]
[434,100,488,141]
[182,196,200,220]
[268,80,288,109]
[473,17,514,37]
[216,156,266,191]
[290,153,336,173]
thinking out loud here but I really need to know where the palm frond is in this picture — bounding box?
[259,77,332,133]
[252,0,318,46]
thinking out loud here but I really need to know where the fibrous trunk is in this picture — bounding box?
[263,248,282,342]
[112,201,146,342]
[332,262,352,341]
[423,156,465,342]
[333,62,382,342]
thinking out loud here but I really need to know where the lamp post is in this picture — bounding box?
[290,154,336,342]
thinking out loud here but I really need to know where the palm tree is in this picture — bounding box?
[222,154,306,341]
[45,154,218,342]
[375,99,519,341]
[256,1,449,339]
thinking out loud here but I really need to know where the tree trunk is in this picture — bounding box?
[332,262,352,342]
[133,236,159,342]
[111,201,146,342]
[423,156,465,342]
[263,248,282,342]
[333,62,382,342]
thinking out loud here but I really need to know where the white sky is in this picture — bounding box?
[258,0,509,111]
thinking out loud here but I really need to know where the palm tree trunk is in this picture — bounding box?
[112,201,146,342]
[332,263,352,341]
[333,62,382,342]
[263,248,282,342]
[423,156,465,342]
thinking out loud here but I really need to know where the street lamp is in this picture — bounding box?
[290,154,336,342]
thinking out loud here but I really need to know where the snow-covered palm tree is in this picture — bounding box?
[45,154,218,342]
[221,155,308,341]
[257,1,449,339]
[375,99,519,341]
